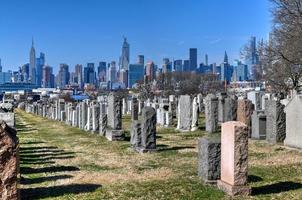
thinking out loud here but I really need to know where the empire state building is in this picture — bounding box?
[29,39,36,84]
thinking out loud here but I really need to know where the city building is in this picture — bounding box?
[189,48,197,71]
[232,60,248,81]
[29,39,36,84]
[145,61,155,82]
[97,62,107,82]
[205,54,209,66]
[137,55,144,65]
[162,58,172,73]
[108,61,117,83]
[84,63,95,85]
[0,59,2,72]
[183,60,190,72]
[74,64,83,87]
[42,65,55,88]
[245,36,259,79]
[220,51,233,82]
[128,64,144,88]
[119,37,130,70]
[119,68,128,88]
[174,60,183,72]
[0,71,12,84]
[56,64,70,88]
[36,52,45,87]
[0,82,37,93]
[21,63,30,82]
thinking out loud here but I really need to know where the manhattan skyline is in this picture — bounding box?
[0,0,271,72]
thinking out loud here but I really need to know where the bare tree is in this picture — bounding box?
[264,0,302,92]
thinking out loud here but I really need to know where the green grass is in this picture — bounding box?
[16,109,302,200]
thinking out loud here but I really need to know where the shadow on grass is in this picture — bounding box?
[21,155,75,162]
[20,175,73,185]
[252,181,302,195]
[157,146,195,152]
[20,141,45,145]
[21,184,102,200]
[20,146,59,151]
[21,165,80,174]
[248,175,263,183]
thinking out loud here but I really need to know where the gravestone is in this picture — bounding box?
[191,97,199,131]
[217,121,250,196]
[284,94,302,148]
[106,93,124,141]
[131,97,139,120]
[0,121,19,200]
[72,110,78,127]
[99,104,107,136]
[205,94,219,133]
[85,106,93,131]
[224,95,237,122]
[138,107,156,153]
[237,99,254,137]
[198,137,221,184]
[265,99,286,144]
[60,111,66,122]
[92,103,100,132]
[247,91,263,111]
[218,92,227,123]
[176,95,192,132]
[130,121,141,149]
[251,110,266,140]
[0,113,15,127]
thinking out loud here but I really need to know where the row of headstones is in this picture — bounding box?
[201,91,288,146]
[251,91,302,149]
[21,93,157,153]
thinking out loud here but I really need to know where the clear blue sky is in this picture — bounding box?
[0,0,271,72]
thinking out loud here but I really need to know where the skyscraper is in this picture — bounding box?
[145,61,155,82]
[75,64,83,87]
[29,39,36,84]
[189,48,197,71]
[108,61,117,83]
[128,64,144,88]
[56,64,70,88]
[42,65,55,88]
[137,55,144,65]
[21,64,30,82]
[224,51,229,64]
[119,37,130,70]
[183,60,190,71]
[174,60,183,72]
[205,54,209,66]
[245,36,259,79]
[162,58,172,73]
[221,51,233,82]
[36,52,45,87]
[119,69,128,88]
[98,62,107,82]
[84,63,95,85]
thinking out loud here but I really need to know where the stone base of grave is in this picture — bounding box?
[203,180,218,185]
[191,126,198,132]
[176,128,190,133]
[135,147,157,154]
[106,129,125,141]
[217,180,251,196]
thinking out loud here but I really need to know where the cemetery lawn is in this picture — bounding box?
[16,109,302,200]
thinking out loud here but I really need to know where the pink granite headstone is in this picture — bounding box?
[217,121,250,196]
